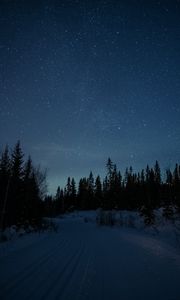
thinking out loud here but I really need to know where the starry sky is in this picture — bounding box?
[0,0,180,193]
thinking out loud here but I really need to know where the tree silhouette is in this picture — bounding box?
[95,175,103,208]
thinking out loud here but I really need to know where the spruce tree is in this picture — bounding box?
[95,175,103,208]
[11,140,24,180]
[23,156,33,223]
[87,171,94,209]
[78,178,88,210]
[10,141,24,225]
[154,160,161,184]
[71,178,77,208]
[0,145,11,229]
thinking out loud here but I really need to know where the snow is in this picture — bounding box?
[0,211,180,300]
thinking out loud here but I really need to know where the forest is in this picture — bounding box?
[0,141,180,230]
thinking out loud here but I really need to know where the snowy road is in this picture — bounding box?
[0,213,180,300]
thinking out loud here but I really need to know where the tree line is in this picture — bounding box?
[46,158,180,224]
[1,142,180,229]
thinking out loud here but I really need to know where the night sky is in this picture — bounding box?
[0,0,180,193]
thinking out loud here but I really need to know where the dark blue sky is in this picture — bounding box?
[0,0,180,193]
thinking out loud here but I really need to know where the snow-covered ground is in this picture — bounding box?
[0,211,180,300]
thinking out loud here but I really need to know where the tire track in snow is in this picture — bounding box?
[54,244,85,300]
[62,235,101,300]
[1,235,70,299]
[0,230,64,279]
[38,242,85,300]
[24,241,82,300]
[76,251,94,300]
[1,237,69,299]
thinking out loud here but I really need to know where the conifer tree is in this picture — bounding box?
[106,157,114,190]
[23,156,33,222]
[10,141,24,225]
[145,165,150,183]
[95,175,103,208]
[166,169,173,185]
[56,186,61,201]
[141,169,145,184]
[87,171,94,209]
[11,140,24,180]
[71,178,77,208]
[173,164,180,210]
[55,186,61,214]
[154,160,161,184]
[78,177,90,209]
[0,145,11,229]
